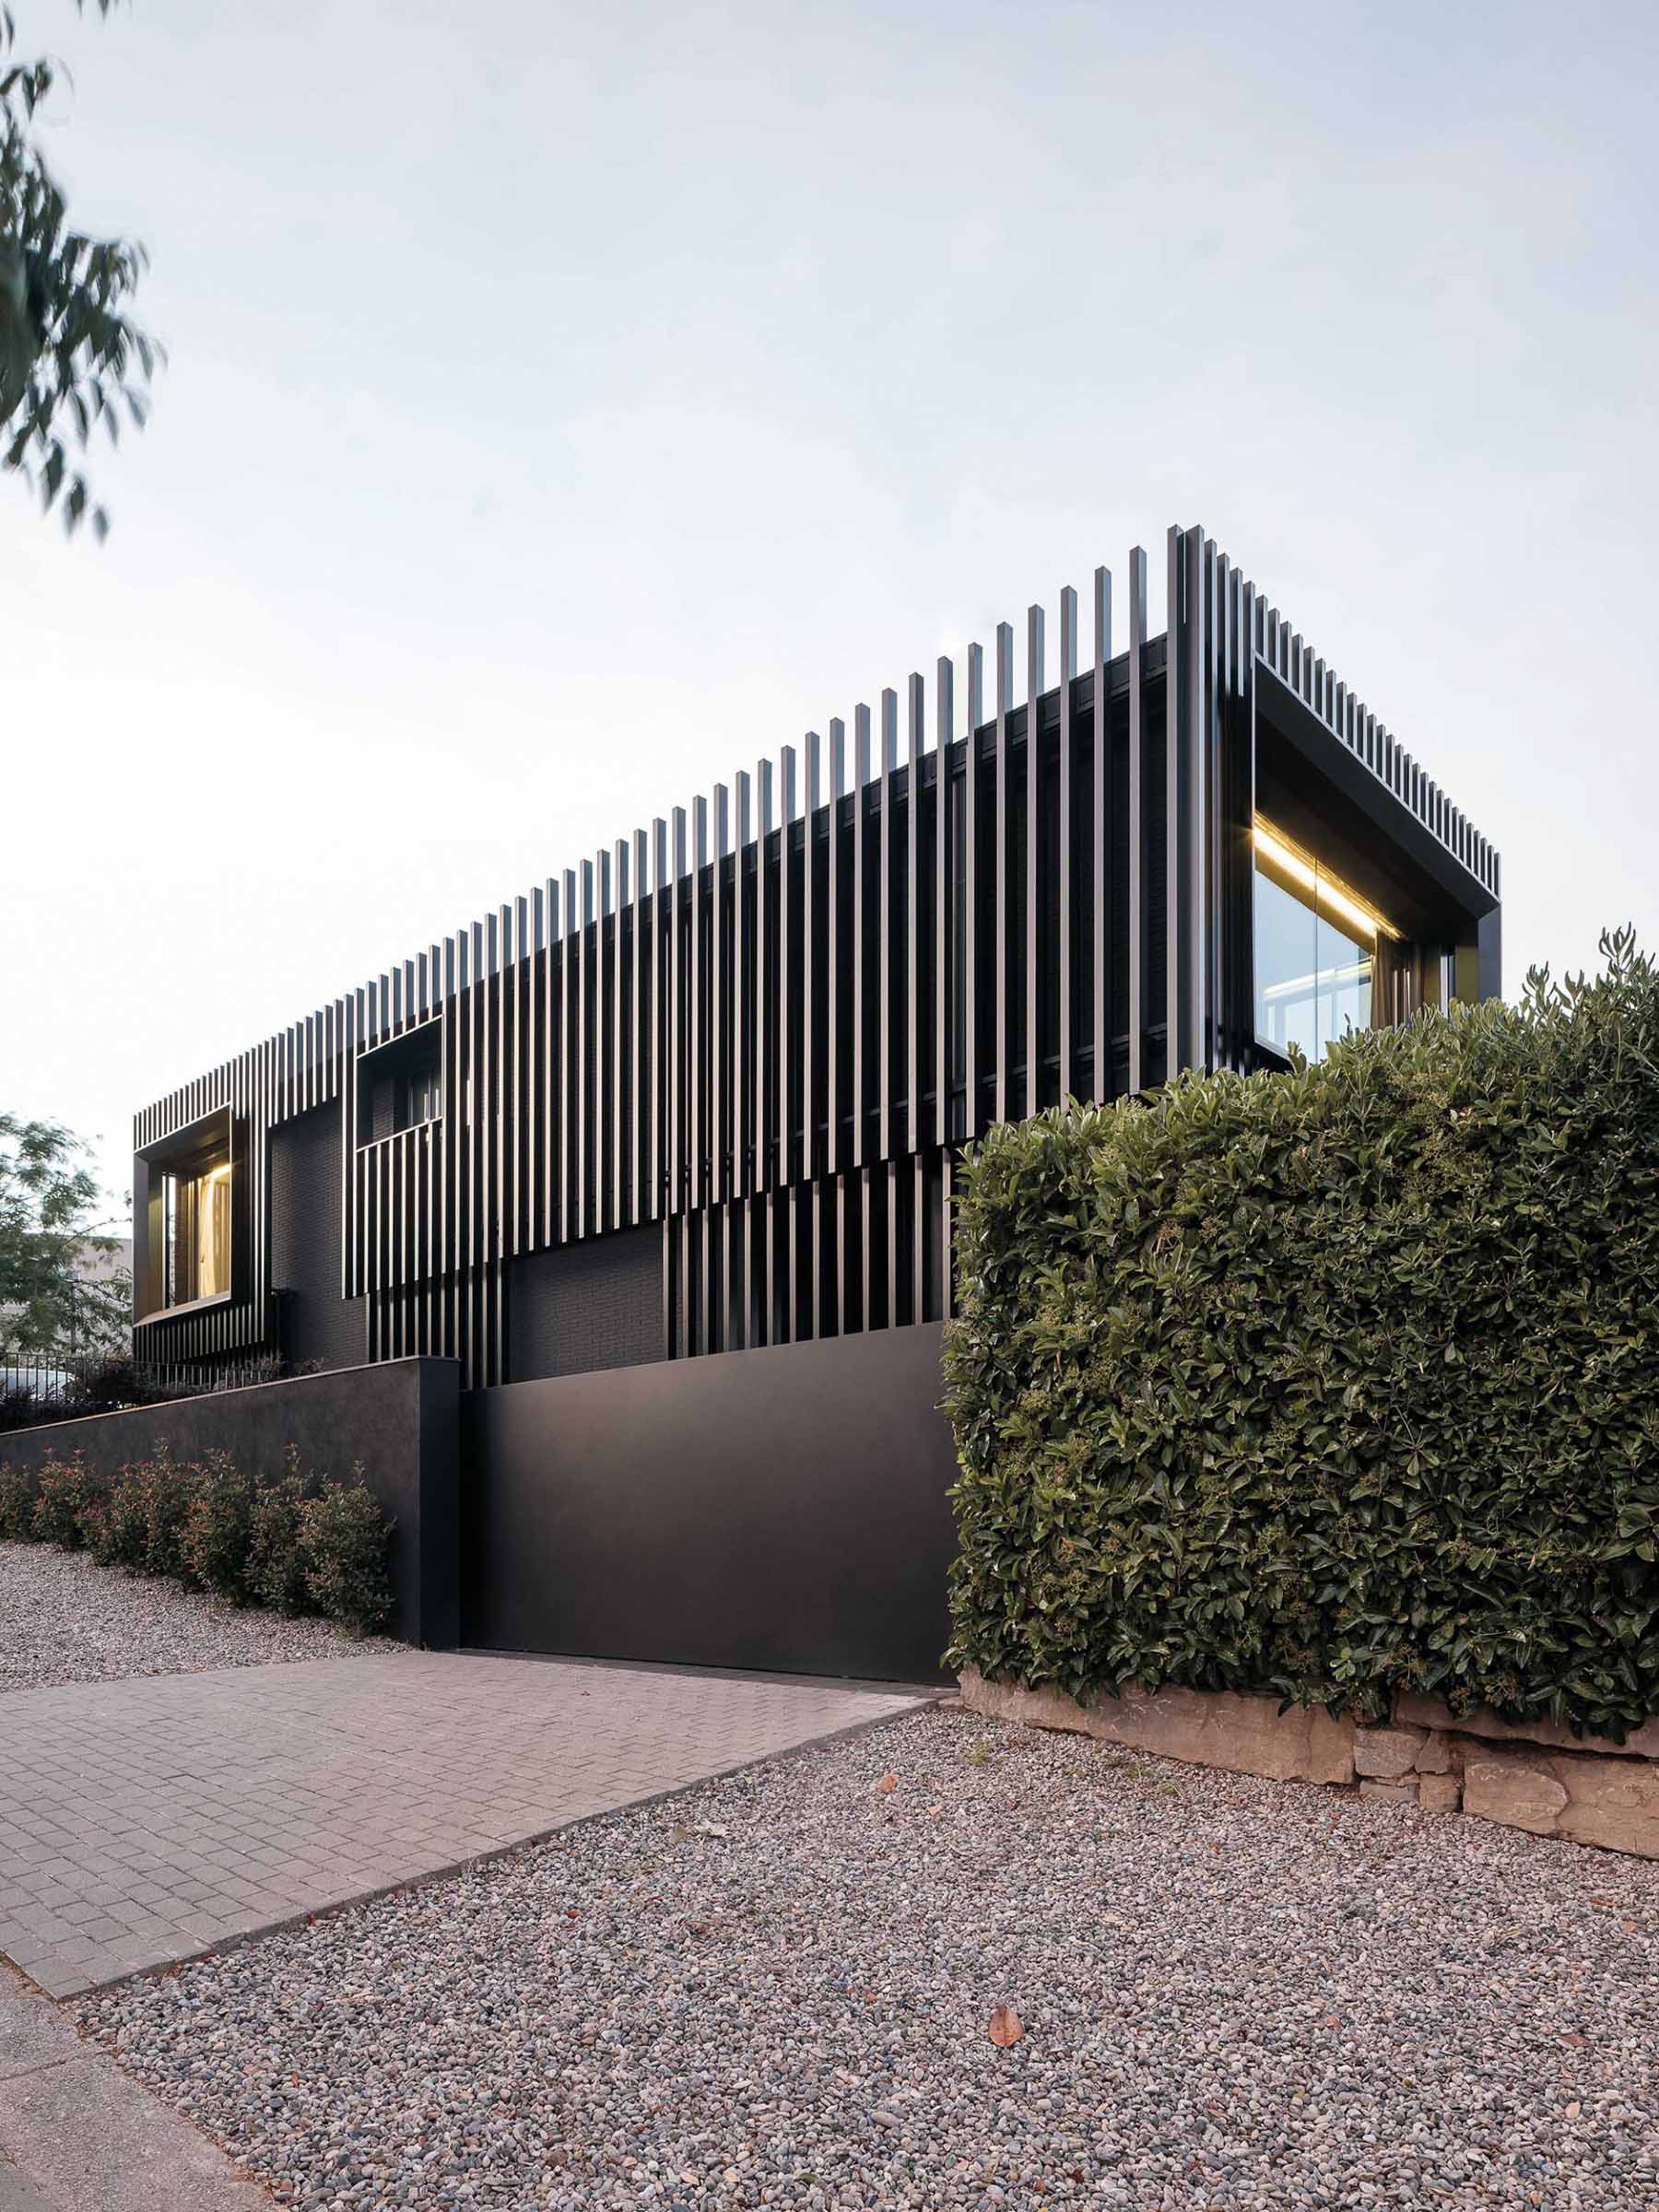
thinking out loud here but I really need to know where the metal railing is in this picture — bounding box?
[0,1347,286,1432]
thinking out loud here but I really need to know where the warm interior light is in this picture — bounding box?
[194,1159,232,1300]
[1253,820,1399,944]
[1261,959,1372,1004]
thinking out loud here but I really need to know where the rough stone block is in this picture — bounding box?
[957,1670,1355,1785]
[1417,1771,1463,1815]
[1413,1732,1454,1774]
[1554,1754,1659,1861]
[956,1669,1094,1739]
[1354,1726,1427,1779]
[1394,1692,1659,1762]
[1304,1709,1357,1785]
[1359,1778,1418,1806]
[1462,1748,1570,1836]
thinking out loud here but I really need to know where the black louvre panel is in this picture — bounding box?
[128,524,1501,1388]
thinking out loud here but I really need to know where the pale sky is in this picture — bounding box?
[6,0,1657,1220]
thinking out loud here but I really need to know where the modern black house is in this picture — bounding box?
[124,522,1501,1677]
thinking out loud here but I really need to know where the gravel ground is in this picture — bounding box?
[0,1540,390,1691]
[77,1704,1658,2211]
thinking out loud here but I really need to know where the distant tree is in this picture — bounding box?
[0,1114,129,1358]
[0,1,159,535]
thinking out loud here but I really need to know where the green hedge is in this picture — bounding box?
[943,928,1659,1742]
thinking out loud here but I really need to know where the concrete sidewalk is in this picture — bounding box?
[0,1650,930,1997]
[0,1963,267,2209]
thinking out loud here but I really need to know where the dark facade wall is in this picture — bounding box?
[506,1224,663,1382]
[0,1359,458,1648]
[133,527,1503,1392]
[461,1321,959,1683]
[269,1101,366,1371]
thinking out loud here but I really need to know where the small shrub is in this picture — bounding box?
[32,1454,93,1549]
[82,1467,152,1573]
[0,1463,35,1540]
[248,1449,311,1616]
[0,1387,41,1435]
[181,1450,253,1602]
[302,1472,393,1635]
[77,1484,111,1557]
[64,1359,143,1418]
[132,1447,199,1583]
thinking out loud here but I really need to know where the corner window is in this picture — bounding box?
[1253,818,1398,1063]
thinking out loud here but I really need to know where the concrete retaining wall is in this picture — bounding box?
[0,1359,459,1648]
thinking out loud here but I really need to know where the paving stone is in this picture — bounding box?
[0,1651,927,1992]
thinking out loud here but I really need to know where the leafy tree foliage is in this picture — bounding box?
[1,1,159,535]
[944,928,1659,1744]
[0,1112,129,1357]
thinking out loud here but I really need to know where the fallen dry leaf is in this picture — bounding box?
[876,1773,898,1794]
[988,2005,1024,2048]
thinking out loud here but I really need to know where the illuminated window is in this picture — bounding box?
[160,1155,233,1308]
[1253,818,1399,1063]
[135,1109,240,1324]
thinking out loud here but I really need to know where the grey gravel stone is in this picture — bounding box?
[0,1541,389,1692]
[76,1706,1659,2208]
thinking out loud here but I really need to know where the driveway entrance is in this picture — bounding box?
[0,1651,928,1998]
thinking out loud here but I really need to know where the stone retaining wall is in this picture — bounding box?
[959,1668,1659,1861]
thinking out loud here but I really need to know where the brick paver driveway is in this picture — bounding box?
[0,1653,928,1998]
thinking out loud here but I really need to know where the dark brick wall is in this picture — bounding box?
[506,1224,663,1382]
[269,1102,366,1371]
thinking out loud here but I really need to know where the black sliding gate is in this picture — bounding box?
[459,1323,959,1684]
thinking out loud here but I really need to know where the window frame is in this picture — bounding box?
[1251,815,1400,1065]
[353,1016,445,1153]
[133,1105,243,1325]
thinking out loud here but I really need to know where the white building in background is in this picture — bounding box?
[0,1234,132,1359]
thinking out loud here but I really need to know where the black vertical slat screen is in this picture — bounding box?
[131,524,1500,1385]
[992,622,1011,1130]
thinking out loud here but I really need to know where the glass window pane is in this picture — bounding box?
[1254,818,1391,1065]
[1254,865,1319,1059]
[194,1166,231,1299]
[163,1173,179,1307]
[1316,912,1371,1055]
[157,1157,231,1307]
